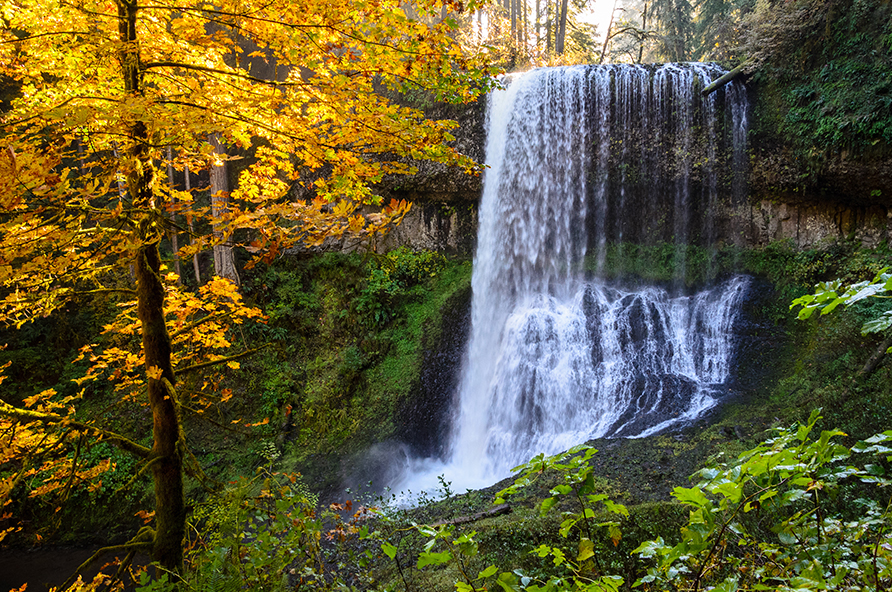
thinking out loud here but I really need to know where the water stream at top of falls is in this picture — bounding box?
[390,64,750,498]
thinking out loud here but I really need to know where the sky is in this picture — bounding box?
[578,0,619,33]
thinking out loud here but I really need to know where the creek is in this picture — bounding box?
[0,546,127,591]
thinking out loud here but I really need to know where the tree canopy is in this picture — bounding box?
[0,0,495,574]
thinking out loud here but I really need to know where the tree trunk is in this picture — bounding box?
[535,0,540,48]
[638,1,648,64]
[510,0,517,40]
[119,0,185,575]
[555,0,569,54]
[166,147,182,285]
[135,221,186,575]
[599,0,619,64]
[208,133,240,285]
[521,0,528,51]
[701,61,748,96]
[184,165,202,286]
[545,0,552,53]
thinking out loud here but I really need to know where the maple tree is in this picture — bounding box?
[0,0,495,576]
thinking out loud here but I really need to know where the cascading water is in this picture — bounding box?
[392,64,750,496]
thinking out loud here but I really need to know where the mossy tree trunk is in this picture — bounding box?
[119,0,185,574]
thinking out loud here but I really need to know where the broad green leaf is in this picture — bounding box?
[539,496,557,516]
[862,311,892,334]
[417,550,451,569]
[381,542,398,560]
[532,544,553,558]
[496,572,519,592]
[672,486,710,508]
[777,530,797,545]
[577,538,595,561]
[478,565,498,579]
[632,537,666,557]
[711,577,740,592]
[550,484,572,495]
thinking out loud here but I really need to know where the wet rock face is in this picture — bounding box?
[396,282,472,458]
[736,199,892,249]
[378,201,477,255]
[377,94,487,204]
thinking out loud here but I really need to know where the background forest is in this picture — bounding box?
[0,0,891,590]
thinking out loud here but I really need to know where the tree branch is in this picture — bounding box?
[0,399,151,458]
[58,526,155,592]
[169,311,229,339]
[858,331,892,378]
[156,100,302,141]
[72,288,138,297]
[139,5,434,56]
[113,455,165,497]
[175,344,269,375]
[0,31,96,44]
[143,61,304,87]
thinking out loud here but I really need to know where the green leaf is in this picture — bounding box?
[381,542,398,560]
[478,565,498,579]
[496,572,519,592]
[417,550,452,569]
[672,486,710,508]
[540,497,557,516]
[604,499,629,517]
[632,537,666,558]
[862,311,892,334]
[608,523,622,546]
[777,530,797,545]
[532,544,553,558]
[711,577,740,592]
[713,481,743,503]
[865,463,885,475]
[577,538,595,561]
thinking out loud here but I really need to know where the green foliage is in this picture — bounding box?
[493,445,629,592]
[594,243,717,286]
[634,410,892,590]
[748,0,892,162]
[356,247,448,329]
[792,267,892,349]
[78,442,142,498]
[650,0,696,61]
[140,471,325,592]
[694,0,754,61]
[592,240,884,292]
[237,251,471,479]
[133,412,892,592]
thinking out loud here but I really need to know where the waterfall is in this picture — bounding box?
[391,64,750,496]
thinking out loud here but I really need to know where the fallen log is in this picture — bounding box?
[432,504,512,527]
[858,331,892,378]
[701,61,749,96]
